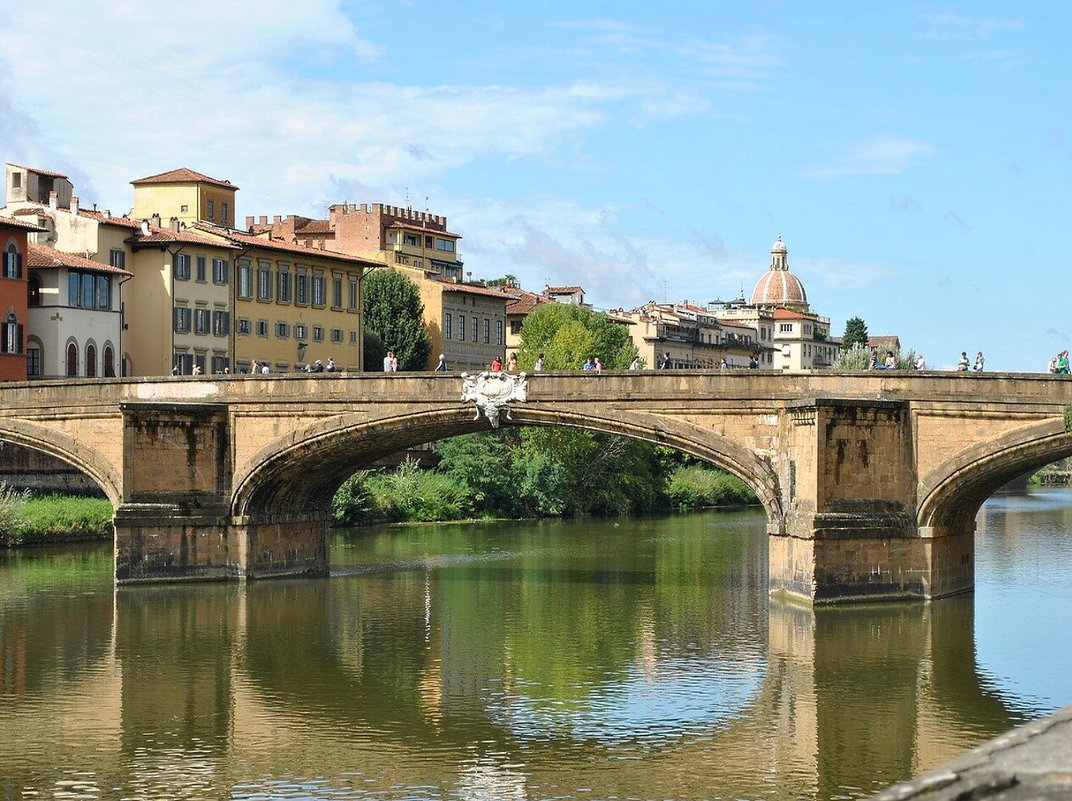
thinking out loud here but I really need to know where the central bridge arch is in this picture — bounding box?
[232,403,784,528]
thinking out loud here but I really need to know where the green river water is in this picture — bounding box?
[1,490,1070,800]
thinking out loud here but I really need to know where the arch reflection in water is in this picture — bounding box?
[1,500,1069,800]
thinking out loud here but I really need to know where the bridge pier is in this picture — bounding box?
[234,513,330,580]
[769,399,973,604]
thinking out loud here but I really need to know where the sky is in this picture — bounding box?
[1,1,1069,371]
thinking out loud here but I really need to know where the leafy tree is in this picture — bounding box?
[363,329,386,372]
[484,274,518,287]
[362,269,431,370]
[516,303,637,370]
[842,316,869,350]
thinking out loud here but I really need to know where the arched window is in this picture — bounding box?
[66,342,78,377]
[103,346,115,377]
[3,242,21,279]
[86,343,97,378]
[28,274,41,307]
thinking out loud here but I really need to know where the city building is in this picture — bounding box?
[621,300,763,369]
[25,242,129,378]
[131,168,238,229]
[711,237,836,370]
[246,203,507,371]
[0,215,43,380]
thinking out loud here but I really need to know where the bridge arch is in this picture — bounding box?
[918,417,1072,534]
[231,403,783,527]
[0,417,122,505]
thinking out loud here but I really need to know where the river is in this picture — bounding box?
[1,489,1070,800]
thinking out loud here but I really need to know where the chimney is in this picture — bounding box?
[170,216,180,232]
[140,220,150,236]
[150,213,161,228]
[273,215,282,224]
[71,196,79,214]
[48,190,58,210]
[103,209,111,219]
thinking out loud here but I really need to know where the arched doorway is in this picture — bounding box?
[66,342,78,377]
[103,345,115,378]
[86,343,97,378]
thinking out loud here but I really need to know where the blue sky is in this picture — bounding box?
[2,1,1069,370]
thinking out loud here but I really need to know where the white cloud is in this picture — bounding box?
[804,137,936,180]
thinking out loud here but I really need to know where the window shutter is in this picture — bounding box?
[15,253,23,279]
[16,324,23,354]
[0,325,7,353]
[173,307,182,332]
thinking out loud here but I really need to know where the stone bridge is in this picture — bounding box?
[1,371,1069,603]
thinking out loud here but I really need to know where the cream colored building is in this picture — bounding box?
[131,168,239,229]
[622,301,764,369]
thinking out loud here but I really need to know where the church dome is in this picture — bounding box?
[750,236,808,308]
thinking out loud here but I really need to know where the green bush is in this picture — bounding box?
[667,466,757,509]
[333,460,474,525]
[0,483,29,545]
[2,492,113,546]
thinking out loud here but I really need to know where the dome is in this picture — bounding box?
[751,269,808,306]
[749,236,809,308]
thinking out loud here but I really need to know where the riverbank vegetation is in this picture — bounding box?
[0,488,113,547]
[332,430,758,525]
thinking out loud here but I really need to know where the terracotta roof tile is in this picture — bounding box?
[0,215,47,232]
[131,167,237,191]
[388,220,462,238]
[772,308,816,321]
[193,225,380,267]
[296,219,333,234]
[438,281,511,299]
[77,209,143,229]
[127,225,241,249]
[545,285,583,295]
[6,163,69,179]
[27,243,132,275]
[505,294,550,315]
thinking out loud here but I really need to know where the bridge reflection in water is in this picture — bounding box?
[2,504,1059,801]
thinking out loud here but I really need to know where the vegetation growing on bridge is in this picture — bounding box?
[331,431,757,525]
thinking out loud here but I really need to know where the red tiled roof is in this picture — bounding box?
[545,285,583,295]
[439,281,511,299]
[0,215,46,232]
[772,308,817,321]
[131,167,237,190]
[505,293,550,316]
[27,243,132,275]
[193,225,380,267]
[6,163,69,179]
[387,220,462,238]
[77,209,142,230]
[127,225,241,249]
[867,336,901,349]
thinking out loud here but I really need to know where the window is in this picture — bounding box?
[258,267,272,300]
[221,201,229,222]
[312,326,324,342]
[3,243,21,279]
[312,275,325,306]
[295,273,308,304]
[27,344,40,376]
[2,313,21,354]
[212,258,228,284]
[483,318,490,344]
[276,321,289,338]
[349,280,358,310]
[444,313,452,340]
[386,230,399,244]
[277,271,291,302]
[211,311,229,336]
[458,315,465,341]
[236,317,251,335]
[237,262,252,298]
[510,320,522,335]
[211,355,230,374]
[103,346,115,377]
[331,328,343,342]
[349,330,357,344]
[425,235,433,248]
[256,319,269,337]
[294,323,307,340]
[196,256,206,282]
[68,272,110,309]
[173,306,192,333]
[86,343,96,377]
[66,343,78,377]
[11,173,21,189]
[435,238,455,252]
[174,254,191,280]
[332,277,343,308]
[109,249,125,269]
[403,233,419,246]
[207,199,215,220]
[97,276,111,309]
[28,274,41,307]
[471,317,478,342]
[496,320,504,346]
[194,307,211,334]
[779,323,793,333]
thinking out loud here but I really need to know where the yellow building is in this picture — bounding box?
[131,168,238,229]
[247,203,507,371]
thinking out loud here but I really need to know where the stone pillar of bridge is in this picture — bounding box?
[114,402,238,583]
[231,512,330,580]
[769,399,972,603]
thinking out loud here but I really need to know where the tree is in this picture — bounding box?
[484,274,518,287]
[842,316,869,350]
[362,269,432,370]
[516,303,637,370]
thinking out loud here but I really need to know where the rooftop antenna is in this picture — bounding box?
[663,280,668,303]
[425,196,430,213]
[405,187,411,210]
